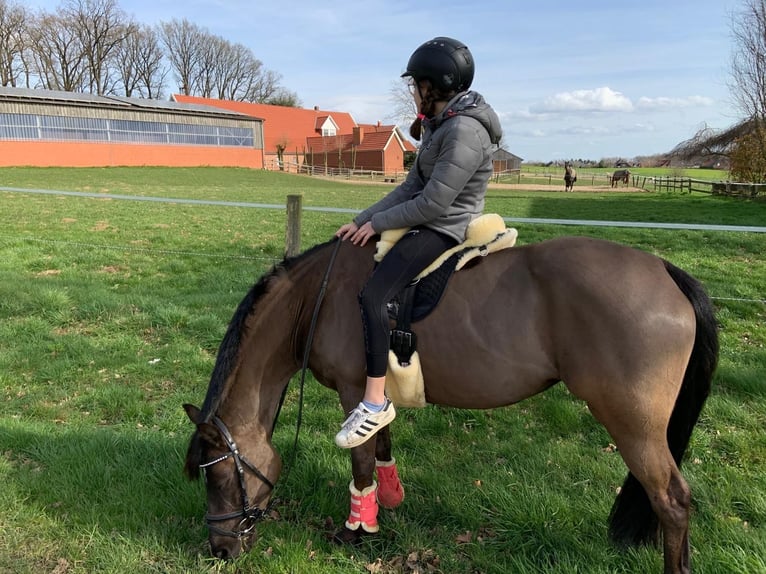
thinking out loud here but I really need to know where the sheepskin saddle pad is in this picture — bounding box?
[375,213,518,323]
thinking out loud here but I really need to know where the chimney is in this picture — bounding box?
[352,126,364,146]
[314,106,319,111]
[377,120,381,128]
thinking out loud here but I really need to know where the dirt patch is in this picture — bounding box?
[488,183,645,193]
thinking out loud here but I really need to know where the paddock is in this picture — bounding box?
[1,168,764,574]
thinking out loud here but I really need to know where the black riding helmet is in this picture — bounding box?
[401,37,474,93]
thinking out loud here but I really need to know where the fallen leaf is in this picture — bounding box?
[455,531,473,544]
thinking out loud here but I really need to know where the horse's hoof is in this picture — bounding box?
[333,527,369,546]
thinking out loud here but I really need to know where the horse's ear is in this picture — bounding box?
[183,403,202,424]
[183,404,221,444]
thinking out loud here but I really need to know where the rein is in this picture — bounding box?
[199,238,343,539]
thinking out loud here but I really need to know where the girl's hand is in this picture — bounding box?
[349,221,377,246]
[336,221,377,246]
[335,222,359,241]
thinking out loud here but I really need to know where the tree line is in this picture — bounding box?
[0,0,300,105]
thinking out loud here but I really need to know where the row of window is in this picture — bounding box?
[0,113,255,147]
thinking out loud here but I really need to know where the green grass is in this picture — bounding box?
[1,167,765,573]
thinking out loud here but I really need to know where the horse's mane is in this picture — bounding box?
[198,239,336,422]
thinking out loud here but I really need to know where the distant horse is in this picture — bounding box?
[611,169,630,187]
[184,235,718,573]
[564,162,577,192]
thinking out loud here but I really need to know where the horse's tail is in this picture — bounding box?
[608,260,718,547]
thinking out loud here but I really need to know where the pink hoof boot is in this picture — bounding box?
[376,458,404,508]
[345,480,379,533]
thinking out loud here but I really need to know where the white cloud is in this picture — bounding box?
[531,87,633,113]
[636,95,714,109]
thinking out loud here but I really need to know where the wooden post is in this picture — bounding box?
[285,194,302,257]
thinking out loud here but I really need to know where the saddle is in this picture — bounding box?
[374,214,518,407]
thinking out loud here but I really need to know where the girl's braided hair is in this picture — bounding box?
[409,80,456,141]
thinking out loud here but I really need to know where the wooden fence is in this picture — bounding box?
[637,176,766,198]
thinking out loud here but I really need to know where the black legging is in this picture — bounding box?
[358,226,458,377]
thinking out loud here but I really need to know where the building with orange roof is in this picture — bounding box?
[172,95,414,174]
[306,123,415,175]
[0,87,264,168]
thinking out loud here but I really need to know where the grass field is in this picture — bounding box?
[496,165,731,188]
[1,167,764,573]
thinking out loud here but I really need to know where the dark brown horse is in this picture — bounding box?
[612,169,631,187]
[564,162,577,191]
[183,235,718,573]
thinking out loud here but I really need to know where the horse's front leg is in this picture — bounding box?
[334,436,377,544]
[334,427,405,544]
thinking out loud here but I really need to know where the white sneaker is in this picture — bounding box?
[334,399,396,449]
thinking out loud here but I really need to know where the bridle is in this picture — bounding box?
[198,415,276,539]
[197,238,343,541]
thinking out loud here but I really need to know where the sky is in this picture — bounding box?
[27,0,743,162]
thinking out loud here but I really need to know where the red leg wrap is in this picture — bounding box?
[376,458,405,508]
[345,480,379,533]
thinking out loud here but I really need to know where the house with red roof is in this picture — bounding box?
[172,94,415,174]
[305,123,415,175]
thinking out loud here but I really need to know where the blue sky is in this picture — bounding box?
[28,0,741,161]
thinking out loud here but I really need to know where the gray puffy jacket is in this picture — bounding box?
[354,90,502,243]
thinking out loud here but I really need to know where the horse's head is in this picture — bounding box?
[183,404,281,559]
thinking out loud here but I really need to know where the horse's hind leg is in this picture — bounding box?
[619,439,691,574]
[590,401,691,574]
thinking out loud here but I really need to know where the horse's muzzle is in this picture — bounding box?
[210,528,256,560]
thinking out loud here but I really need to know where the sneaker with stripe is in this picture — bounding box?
[334,399,396,449]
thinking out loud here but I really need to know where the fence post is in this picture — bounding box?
[285,194,302,257]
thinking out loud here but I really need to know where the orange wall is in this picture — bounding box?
[0,141,264,168]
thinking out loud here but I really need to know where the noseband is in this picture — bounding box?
[199,416,276,539]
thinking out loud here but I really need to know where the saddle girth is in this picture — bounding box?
[390,282,417,367]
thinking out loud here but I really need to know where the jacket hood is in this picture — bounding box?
[428,90,502,145]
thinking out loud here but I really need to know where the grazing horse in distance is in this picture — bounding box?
[611,169,630,187]
[564,162,577,191]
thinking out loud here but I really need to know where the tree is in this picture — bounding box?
[387,78,416,127]
[113,23,166,98]
[63,0,136,95]
[730,124,766,181]
[159,18,298,105]
[27,11,88,91]
[0,0,27,87]
[728,0,766,180]
[729,0,766,124]
[263,86,300,107]
[159,18,203,95]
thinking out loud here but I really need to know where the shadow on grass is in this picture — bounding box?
[0,421,205,551]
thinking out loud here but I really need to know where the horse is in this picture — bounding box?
[612,169,630,187]
[564,162,577,191]
[183,234,718,574]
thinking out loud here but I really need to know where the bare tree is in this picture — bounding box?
[727,0,766,178]
[27,11,88,91]
[213,41,259,101]
[159,18,204,95]
[61,0,136,95]
[0,0,27,87]
[729,0,766,123]
[113,23,166,98]
[387,78,417,126]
